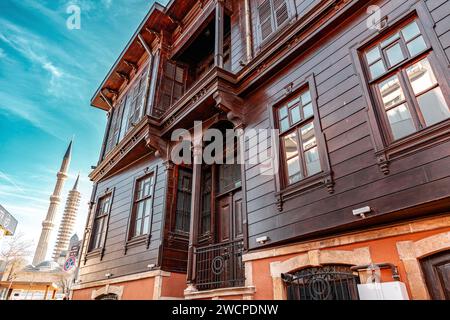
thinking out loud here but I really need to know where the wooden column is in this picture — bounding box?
[52,289,57,300]
[215,0,225,68]
[186,141,203,291]
[43,285,49,300]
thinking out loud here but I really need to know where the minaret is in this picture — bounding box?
[32,140,72,266]
[52,174,81,262]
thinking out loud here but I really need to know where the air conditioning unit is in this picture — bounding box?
[357,282,410,300]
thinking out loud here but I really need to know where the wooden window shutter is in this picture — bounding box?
[273,0,289,28]
[258,0,274,41]
[105,106,119,153]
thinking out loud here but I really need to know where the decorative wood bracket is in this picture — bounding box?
[213,91,246,129]
[276,194,284,212]
[324,174,335,194]
[115,71,130,84]
[102,87,118,100]
[123,60,138,73]
[145,132,168,160]
[145,27,161,43]
[376,152,390,175]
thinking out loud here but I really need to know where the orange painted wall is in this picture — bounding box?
[122,277,154,300]
[250,224,450,300]
[161,272,187,298]
[71,277,154,300]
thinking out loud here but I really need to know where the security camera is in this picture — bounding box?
[352,206,372,219]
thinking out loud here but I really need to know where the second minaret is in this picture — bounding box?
[52,174,81,262]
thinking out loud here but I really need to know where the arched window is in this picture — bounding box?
[95,293,118,300]
[282,265,360,300]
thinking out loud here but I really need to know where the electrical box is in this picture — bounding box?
[357,282,410,300]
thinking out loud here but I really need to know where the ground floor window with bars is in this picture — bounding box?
[282,265,360,300]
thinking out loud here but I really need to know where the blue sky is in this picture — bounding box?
[0,0,167,262]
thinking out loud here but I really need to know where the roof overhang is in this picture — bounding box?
[91,0,198,111]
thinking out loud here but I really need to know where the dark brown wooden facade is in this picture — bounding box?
[74,0,450,300]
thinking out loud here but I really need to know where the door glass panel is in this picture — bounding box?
[406,58,437,94]
[417,87,450,126]
[386,103,416,140]
[378,75,405,109]
[386,43,405,66]
[407,36,427,56]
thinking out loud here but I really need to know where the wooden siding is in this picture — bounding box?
[427,0,450,62]
[243,0,450,249]
[78,154,167,284]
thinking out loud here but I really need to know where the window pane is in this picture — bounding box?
[402,22,421,42]
[386,104,416,140]
[301,91,312,105]
[369,60,386,79]
[283,132,299,159]
[386,43,405,66]
[378,75,405,109]
[280,118,290,132]
[287,97,300,108]
[144,198,152,216]
[137,202,144,219]
[303,103,313,119]
[142,216,150,235]
[135,219,142,237]
[406,58,437,95]
[407,36,427,57]
[279,106,288,119]
[381,33,400,47]
[290,106,301,124]
[305,146,321,176]
[301,123,317,150]
[287,156,302,184]
[417,87,450,126]
[366,47,381,65]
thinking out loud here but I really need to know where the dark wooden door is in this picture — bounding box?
[421,250,450,300]
[217,190,243,243]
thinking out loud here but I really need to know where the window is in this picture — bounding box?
[130,174,154,238]
[364,20,450,142]
[277,89,322,185]
[174,168,192,233]
[105,99,125,154]
[160,60,186,111]
[200,167,212,236]
[126,68,148,130]
[89,195,111,251]
[257,0,290,43]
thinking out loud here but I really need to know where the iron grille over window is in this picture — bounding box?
[282,265,360,300]
[195,240,245,291]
